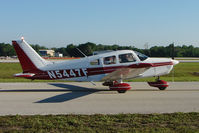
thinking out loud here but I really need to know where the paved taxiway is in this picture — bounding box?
[0,82,199,115]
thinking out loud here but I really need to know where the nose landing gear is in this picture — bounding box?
[148,77,168,90]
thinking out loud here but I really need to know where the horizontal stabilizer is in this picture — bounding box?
[14,73,35,78]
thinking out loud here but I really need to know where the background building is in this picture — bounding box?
[39,50,55,57]
[55,52,63,57]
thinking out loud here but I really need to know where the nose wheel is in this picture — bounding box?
[148,77,169,90]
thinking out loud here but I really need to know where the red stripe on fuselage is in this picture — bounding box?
[152,62,173,67]
[87,63,153,76]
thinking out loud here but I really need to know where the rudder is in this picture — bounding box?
[12,39,50,73]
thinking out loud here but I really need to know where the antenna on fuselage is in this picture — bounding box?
[76,48,87,57]
[171,43,175,59]
[171,42,175,82]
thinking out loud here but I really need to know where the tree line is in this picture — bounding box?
[0,42,199,57]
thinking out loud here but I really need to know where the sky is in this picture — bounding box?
[0,0,199,48]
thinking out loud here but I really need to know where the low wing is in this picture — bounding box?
[101,63,153,81]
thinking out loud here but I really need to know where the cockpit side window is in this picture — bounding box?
[103,56,116,65]
[119,53,136,63]
[134,51,148,61]
[90,59,100,65]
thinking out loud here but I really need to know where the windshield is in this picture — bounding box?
[134,51,148,61]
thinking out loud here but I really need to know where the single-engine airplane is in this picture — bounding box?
[12,38,179,93]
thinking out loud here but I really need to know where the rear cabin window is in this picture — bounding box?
[119,53,136,63]
[103,56,116,65]
[90,59,100,65]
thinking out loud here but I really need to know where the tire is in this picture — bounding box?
[117,90,127,93]
[158,87,167,90]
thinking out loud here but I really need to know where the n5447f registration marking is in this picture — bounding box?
[47,68,87,79]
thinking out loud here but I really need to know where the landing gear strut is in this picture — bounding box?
[148,76,168,90]
[103,80,131,93]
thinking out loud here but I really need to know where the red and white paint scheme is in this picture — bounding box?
[12,38,179,93]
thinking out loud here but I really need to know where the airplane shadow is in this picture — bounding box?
[35,83,105,103]
[0,83,111,103]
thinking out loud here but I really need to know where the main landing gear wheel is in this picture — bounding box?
[103,80,131,93]
[117,90,127,93]
[158,87,167,90]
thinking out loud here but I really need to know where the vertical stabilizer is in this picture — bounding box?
[12,39,50,73]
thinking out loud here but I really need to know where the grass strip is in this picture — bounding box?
[0,113,198,133]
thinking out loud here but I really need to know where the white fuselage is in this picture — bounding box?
[38,50,178,82]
